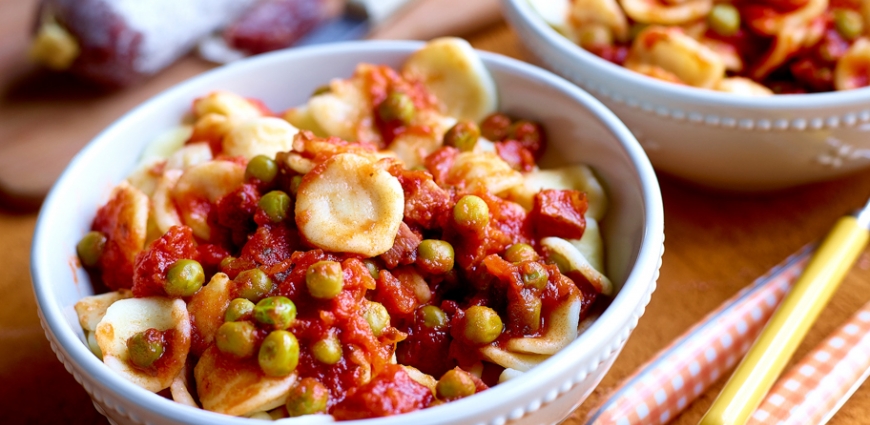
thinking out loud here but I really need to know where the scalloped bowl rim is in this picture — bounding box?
[505,0,870,111]
[31,40,664,425]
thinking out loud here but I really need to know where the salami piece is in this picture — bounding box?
[223,0,341,55]
[31,0,257,87]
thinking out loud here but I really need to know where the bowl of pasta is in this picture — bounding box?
[31,38,663,425]
[504,0,870,190]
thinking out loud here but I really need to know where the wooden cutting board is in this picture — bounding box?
[0,0,500,208]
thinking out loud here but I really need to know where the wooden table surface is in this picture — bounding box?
[3,1,870,424]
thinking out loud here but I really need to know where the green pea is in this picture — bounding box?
[363,259,380,280]
[235,268,274,302]
[259,190,291,223]
[126,329,165,369]
[444,121,480,152]
[549,251,573,275]
[245,155,278,185]
[520,262,549,290]
[219,256,236,270]
[259,330,300,377]
[286,378,329,417]
[164,259,205,297]
[629,22,649,40]
[377,90,415,124]
[225,298,255,322]
[463,306,503,344]
[364,301,390,337]
[76,231,106,268]
[311,84,331,97]
[306,261,343,299]
[577,25,613,49]
[708,4,740,37]
[504,243,539,263]
[834,9,864,41]
[289,175,303,196]
[416,239,455,274]
[253,296,297,330]
[215,321,256,358]
[453,195,489,230]
[312,334,342,365]
[436,369,476,400]
[420,305,449,329]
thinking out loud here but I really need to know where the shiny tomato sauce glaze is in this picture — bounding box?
[89,64,604,418]
[585,0,864,93]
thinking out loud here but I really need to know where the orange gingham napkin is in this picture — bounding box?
[585,245,814,425]
[748,298,870,425]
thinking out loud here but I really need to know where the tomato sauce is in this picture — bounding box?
[85,71,607,420]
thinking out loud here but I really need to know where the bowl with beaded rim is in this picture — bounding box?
[503,0,870,191]
[31,40,664,425]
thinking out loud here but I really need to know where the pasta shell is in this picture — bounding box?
[570,0,630,41]
[222,117,300,160]
[570,217,605,274]
[744,0,827,36]
[170,363,198,408]
[528,0,574,36]
[498,368,524,383]
[99,181,150,267]
[504,290,582,355]
[308,76,376,143]
[835,37,870,91]
[619,0,712,25]
[750,29,810,80]
[295,153,404,257]
[282,105,329,137]
[541,237,614,296]
[193,91,264,121]
[715,77,774,96]
[195,345,297,416]
[151,169,183,236]
[127,126,193,196]
[519,165,608,221]
[172,160,245,240]
[165,142,213,171]
[701,37,743,72]
[479,345,550,372]
[74,289,133,332]
[625,26,725,88]
[95,297,191,392]
[187,273,233,355]
[446,152,524,195]
[402,37,498,122]
[402,365,438,395]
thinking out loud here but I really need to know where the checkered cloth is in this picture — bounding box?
[585,245,813,425]
[748,300,870,425]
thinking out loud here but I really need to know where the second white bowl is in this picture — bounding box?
[504,0,870,191]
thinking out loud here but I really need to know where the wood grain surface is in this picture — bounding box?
[2,0,870,424]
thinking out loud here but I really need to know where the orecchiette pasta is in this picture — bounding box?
[95,297,191,392]
[193,91,265,121]
[534,0,869,93]
[73,38,612,422]
[172,160,245,240]
[625,26,726,88]
[619,0,712,26]
[222,117,299,160]
[570,0,630,41]
[835,37,870,90]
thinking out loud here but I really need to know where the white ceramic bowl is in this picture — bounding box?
[503,0,870,191]
[31,40,664,425]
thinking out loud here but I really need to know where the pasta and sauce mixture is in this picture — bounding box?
[73,38,611,421]
[532,0,870,94]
